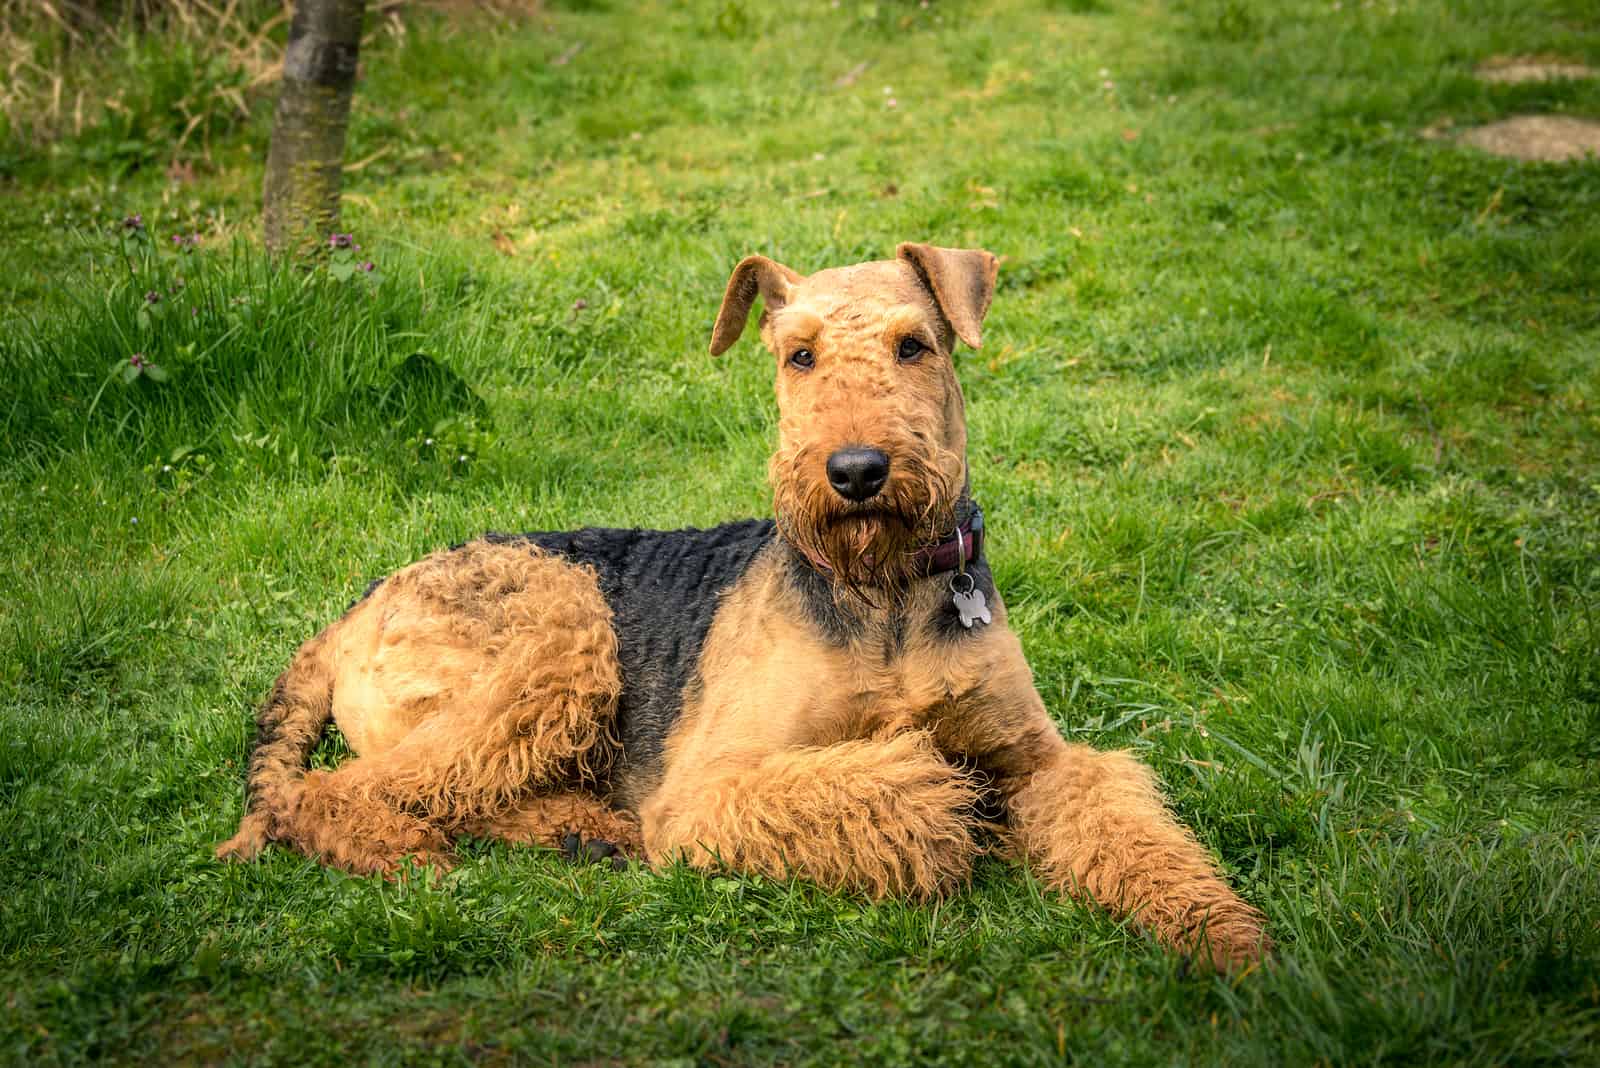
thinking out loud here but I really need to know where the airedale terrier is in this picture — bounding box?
[217,243,1269,970]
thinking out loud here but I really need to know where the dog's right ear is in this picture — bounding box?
[709,255,804,356]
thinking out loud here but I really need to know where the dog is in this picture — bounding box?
[217,243,1269,971]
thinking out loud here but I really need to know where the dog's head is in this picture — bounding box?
[710,243,998,590]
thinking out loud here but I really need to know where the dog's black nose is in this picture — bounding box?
[826,447,890,502]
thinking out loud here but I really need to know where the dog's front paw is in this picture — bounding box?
[1191,912,1273,974]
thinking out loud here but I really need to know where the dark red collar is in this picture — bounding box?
[909,503,984,576]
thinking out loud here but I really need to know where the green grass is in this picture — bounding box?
[2,0,1599,1063]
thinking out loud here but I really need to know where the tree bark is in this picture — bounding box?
[263,0,367,257]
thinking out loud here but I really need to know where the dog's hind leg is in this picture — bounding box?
[269,540,624,874]
[215,631,336,862]
[281,695,621,876]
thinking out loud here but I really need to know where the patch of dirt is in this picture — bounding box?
[1456,116,1600,163]
[1475,56,1596,85]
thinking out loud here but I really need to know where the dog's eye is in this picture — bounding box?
[896,337,926,363]
[788,348,815,370]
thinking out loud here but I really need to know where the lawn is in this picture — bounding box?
[2,0,1598,1063]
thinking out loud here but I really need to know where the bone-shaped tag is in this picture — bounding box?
[953,587,991,629]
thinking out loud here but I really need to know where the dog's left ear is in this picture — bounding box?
[896,242,999,350]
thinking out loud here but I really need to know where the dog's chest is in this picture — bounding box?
[792,616,988,747]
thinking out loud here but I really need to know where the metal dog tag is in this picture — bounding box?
[948,525,990,629]
[953,587,990,628]
[950,574,991,629]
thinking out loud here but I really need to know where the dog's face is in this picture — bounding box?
[711,244,998,589]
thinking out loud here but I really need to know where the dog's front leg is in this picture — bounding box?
[954,639,1270,970]
[641,730,980,899]
[1004,734,1270,971]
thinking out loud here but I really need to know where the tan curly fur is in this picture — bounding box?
[646,730,980,898]
[218,244,1269,971]
[1005,744,1272,970]
[218,540,622,874]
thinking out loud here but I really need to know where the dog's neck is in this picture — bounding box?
[776,490,986,639]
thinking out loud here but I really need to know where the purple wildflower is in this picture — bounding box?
[329,232,355,250]
[144,290,162,304]
[130,353,147,369]
[122,213,144,233]
[359,261,375,272]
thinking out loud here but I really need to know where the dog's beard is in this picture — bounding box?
[772,446,959,592]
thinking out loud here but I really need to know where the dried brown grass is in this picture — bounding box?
[0,0,288,148]
[0,0,538,151]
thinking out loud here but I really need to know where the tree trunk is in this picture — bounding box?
[263,0,367,257]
